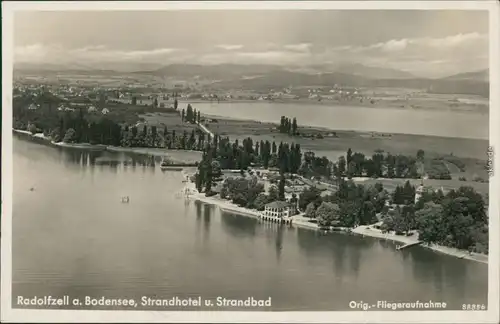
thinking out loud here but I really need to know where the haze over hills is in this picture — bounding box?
[14,62,418,79]
[330,63,417,79]
[13,62,489,97]
[441,69,488,82]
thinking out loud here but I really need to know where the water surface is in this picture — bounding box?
[12,137,488,311]
[190,102,488,140]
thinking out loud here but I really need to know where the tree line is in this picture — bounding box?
[330,148,451,180]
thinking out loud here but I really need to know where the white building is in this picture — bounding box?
[101,108,110,115]
[415,183,425,204]
[88,105,97,113]
[263,201,295,218]
[28,103,39,110]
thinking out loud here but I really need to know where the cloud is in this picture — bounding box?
[326,32,488,77]
[15,44,182,63]
[351,32,487,53]
[283,43,312,52]
[13,32,488,78]
[214,44,244,50]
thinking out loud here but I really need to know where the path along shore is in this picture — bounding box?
[182,181,488,265]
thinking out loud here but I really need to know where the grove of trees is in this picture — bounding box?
[279,116,298,136]
[381,185,488,254]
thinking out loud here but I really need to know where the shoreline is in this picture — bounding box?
[186,187,488,264]
[12,129,202,160]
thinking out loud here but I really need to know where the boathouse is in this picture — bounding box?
[263,201,296,218]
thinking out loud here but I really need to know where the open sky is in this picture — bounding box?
[14,10,489,78]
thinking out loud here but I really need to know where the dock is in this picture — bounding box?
[396,241,422,250]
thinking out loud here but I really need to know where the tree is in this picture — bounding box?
[305,202,316,218]
[50,128,61,142]
[417,149,425,162]
[347,161,356,179]
[316,202,340,228]
[195,173,203,192]
[63,128,76,143]
[415,202,446,244]
[338,156,346,176]
[28,123,37,134]
[174,98,178,110]
[197,110,201,124]
[382,207,406,235]
[290,193,298,212]
[338,201,360,227]
[181,109,185,123]
[292,117,298,135]
[254,193,270,211]
[132,97,137,105]
[401,204,416,235]
[220,184,228,199]
[268,185,279,202]
[347,148,353,166]
[401,180,416,204]
[211,160,222,179]
[386,154,396,178]
[278,174,286,201]
[298,186,322,211]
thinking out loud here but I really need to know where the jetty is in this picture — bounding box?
[396,241,422,250]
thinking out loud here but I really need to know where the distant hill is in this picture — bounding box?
[212,69,489,97]
[441,69,488,82]
[13,62,489,97]
[133,63,416,80]
[132,63,284,80]
[333,63,416,79]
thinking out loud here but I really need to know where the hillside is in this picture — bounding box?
[441,70,488,82]
[13,62,489,97]
[333,63,416,79]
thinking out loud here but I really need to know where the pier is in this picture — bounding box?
[396,241,422,250]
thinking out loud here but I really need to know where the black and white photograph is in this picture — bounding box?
[2,1,499,323]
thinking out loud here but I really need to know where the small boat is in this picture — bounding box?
[159,158,183,171]
[160,165,184,171]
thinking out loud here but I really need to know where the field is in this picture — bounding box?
[357,178,489,197]
[138,112,198,133]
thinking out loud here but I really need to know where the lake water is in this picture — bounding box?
[12,137,488,311]
[189,102,489,140]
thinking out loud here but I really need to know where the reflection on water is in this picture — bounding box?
[12,137,488,311]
